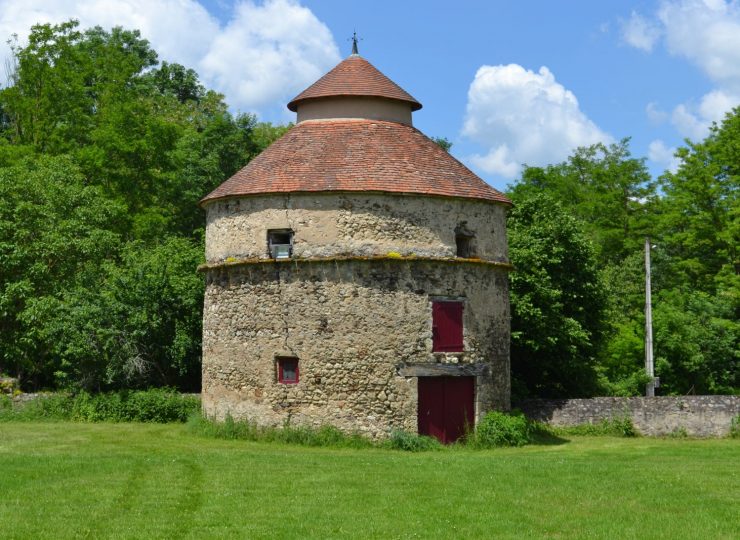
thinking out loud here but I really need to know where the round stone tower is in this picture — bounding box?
[200,48,512,442]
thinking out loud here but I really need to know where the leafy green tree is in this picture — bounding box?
[511,139,656,265]
[507,192,608,398]
[431,136,453,152]
[0,156,126,387]
[52,239,204,391]
[0,20,266,241]
[1,21,158,155]
[652,288,738,395]
[640,107,740,396]
[656,107,739,295]
[146,61,205,103]
[0,20,282,390]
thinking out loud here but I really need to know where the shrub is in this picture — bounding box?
[553,416,638,437]
[668,426,689,439]
[71,389,200,422]
[386,430,443,452]
[0,390,199,423]
[0,377,18,395]
[0,393,74,421]
[0,394,12,411]
[472,411,532,447]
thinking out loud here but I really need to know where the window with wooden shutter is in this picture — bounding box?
[432,301,464,352]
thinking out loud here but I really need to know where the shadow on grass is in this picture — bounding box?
[529,430,570,446]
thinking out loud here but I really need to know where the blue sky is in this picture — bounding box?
[1,0,738,191]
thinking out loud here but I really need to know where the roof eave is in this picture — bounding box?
[287,94,422,113]
[200,188,512,209]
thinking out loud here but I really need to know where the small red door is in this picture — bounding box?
[418,376,475,443]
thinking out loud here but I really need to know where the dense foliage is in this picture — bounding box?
[507,192,607,397]
[0,19,736,397]
[508,123,738,397]
[0,21,287,390]
[470,411,532,447]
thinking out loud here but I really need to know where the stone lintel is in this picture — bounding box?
[397,362,490,377]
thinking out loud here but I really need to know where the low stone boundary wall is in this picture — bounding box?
[517,396,739,437]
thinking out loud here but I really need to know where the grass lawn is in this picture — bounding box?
[0,422,738,539]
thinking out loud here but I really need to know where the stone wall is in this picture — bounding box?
[518,396,740,437]
[202,259,510,438]
[204,193,508,264]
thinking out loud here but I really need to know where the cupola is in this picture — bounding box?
[287,43,421,125]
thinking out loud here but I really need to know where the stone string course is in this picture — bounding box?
[517,396,740,437]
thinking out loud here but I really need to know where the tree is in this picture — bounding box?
[51,238,204,391]
[0,20,289,391]
[507,191,608,398]
[651,288,738,395]
[656,107,739,295]
[511,139,656,265]
[431,136,452,152]
[0,156,125,387]
[0,20,265,240]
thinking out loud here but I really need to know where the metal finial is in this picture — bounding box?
[350,31,361,55]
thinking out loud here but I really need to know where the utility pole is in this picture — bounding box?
[645,237,655,397]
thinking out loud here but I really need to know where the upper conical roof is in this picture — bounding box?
[287,55,422,112]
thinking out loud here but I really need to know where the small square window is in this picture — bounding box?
[277,357,299,384]
[268,229,294,259]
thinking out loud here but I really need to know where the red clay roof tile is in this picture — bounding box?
[201,119,511,206]
[287,55,422,112]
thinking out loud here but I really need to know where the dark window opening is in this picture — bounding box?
[268,229,294,259]
[277,357,299,384]
[455,222,476,258]
[432,300,464,352]
[456,234,475,258]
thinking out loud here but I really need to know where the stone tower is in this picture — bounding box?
[200,49,512,442]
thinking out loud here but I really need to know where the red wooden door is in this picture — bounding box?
[418,376,475,443]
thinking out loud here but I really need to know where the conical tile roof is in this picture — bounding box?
[287,55,422,112]
[201,119,511,205]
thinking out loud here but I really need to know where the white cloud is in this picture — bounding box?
[646,102,669,124]
[671,104,709,139]
[462,64,612,179]
[648,139,681,172]
[0,0,340,115]
[622,1,740,139]
[620,11,661,51]
[199,0,340,112]
[0,1,219,82]
[658,0,740,93]
[670,89,739,139]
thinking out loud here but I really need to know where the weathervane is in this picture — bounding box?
[349,31,362,55]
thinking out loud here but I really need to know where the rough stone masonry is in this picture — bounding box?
[200,193,511,438]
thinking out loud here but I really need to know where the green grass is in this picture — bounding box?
[0,423,738,539]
